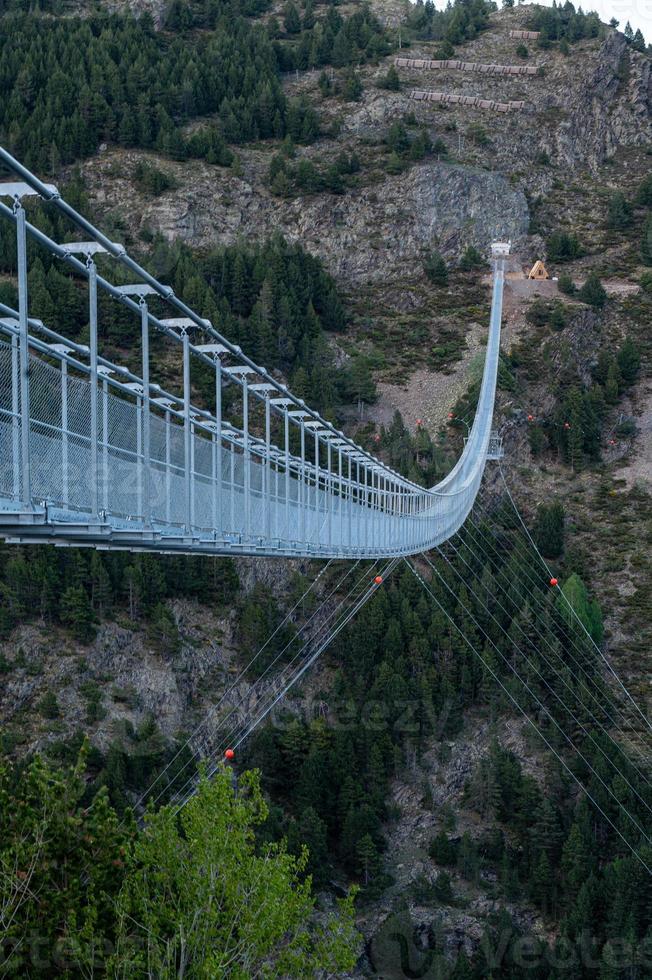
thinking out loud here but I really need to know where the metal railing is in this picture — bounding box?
[0,147,506,558]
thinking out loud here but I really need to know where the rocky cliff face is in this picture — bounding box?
[557,32,652,169]
[79,8,650,305]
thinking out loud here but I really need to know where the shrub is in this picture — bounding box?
[468,123,489,146]
[558,273,576,295]
[378,65,400,90]
[516,43,528,58]
[133,162,177,197]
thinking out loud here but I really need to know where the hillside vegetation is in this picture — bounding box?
[0,0,651,976]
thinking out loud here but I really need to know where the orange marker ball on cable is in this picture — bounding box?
[224,748,235,761]
[374,576,383,585]
[549,577,558,587]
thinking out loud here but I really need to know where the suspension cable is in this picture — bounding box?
[216,558,398,769]
[193,559,377,780]
[459,512,652,776]
[406,558,652,875]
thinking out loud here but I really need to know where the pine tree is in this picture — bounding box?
[578,272,607,308]
[605,191,632,230]
[60,585,96,643]
[283,2,301,34]
[641,213,652,265]
[531,850,554,914]
[617,337,640,387]
[424,250,448,285]
[357,834,379,885]
[533,502,565,558]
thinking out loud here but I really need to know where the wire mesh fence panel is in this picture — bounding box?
[0,340,20,501]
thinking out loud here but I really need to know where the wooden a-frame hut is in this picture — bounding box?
[528,260,549,280]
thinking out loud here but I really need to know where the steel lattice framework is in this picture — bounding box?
[0,147,506,558]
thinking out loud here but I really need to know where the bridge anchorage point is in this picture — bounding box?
[487,431,504,461]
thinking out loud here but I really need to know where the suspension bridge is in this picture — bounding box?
[1,146,651,880]
[0,147,506,559]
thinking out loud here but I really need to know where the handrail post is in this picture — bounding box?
[16,203,32,508]
[165,408,171,524]
[300,419,306,546]
[284,409,290,543]
[183,329,192,534]
[140,299,151,525]
[215,358,222,538]
[314,430,320,549]
[62,360,68,507]
[327,440,332,549]
[348,456,353,550]
[87,258,100,516]
[338,447,343,553]
[243,376,250,539]
[265,391,271,541]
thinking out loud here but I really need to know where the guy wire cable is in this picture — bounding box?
[166,558,380,810]
[463,508,652,776]
[499,465,652,737]
[218,558,399,767]
[173,559,397,813]
[406,557,652,876]
[420,549,652,846]
[192,558,381,779]
[439,533,652,815]
[135,558,335,810]
[458,507,652,775]
[144,558,367,814]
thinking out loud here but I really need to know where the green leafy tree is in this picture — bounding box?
[110,768,360,976]
[557,573,603,645]
[0,746,130,975]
